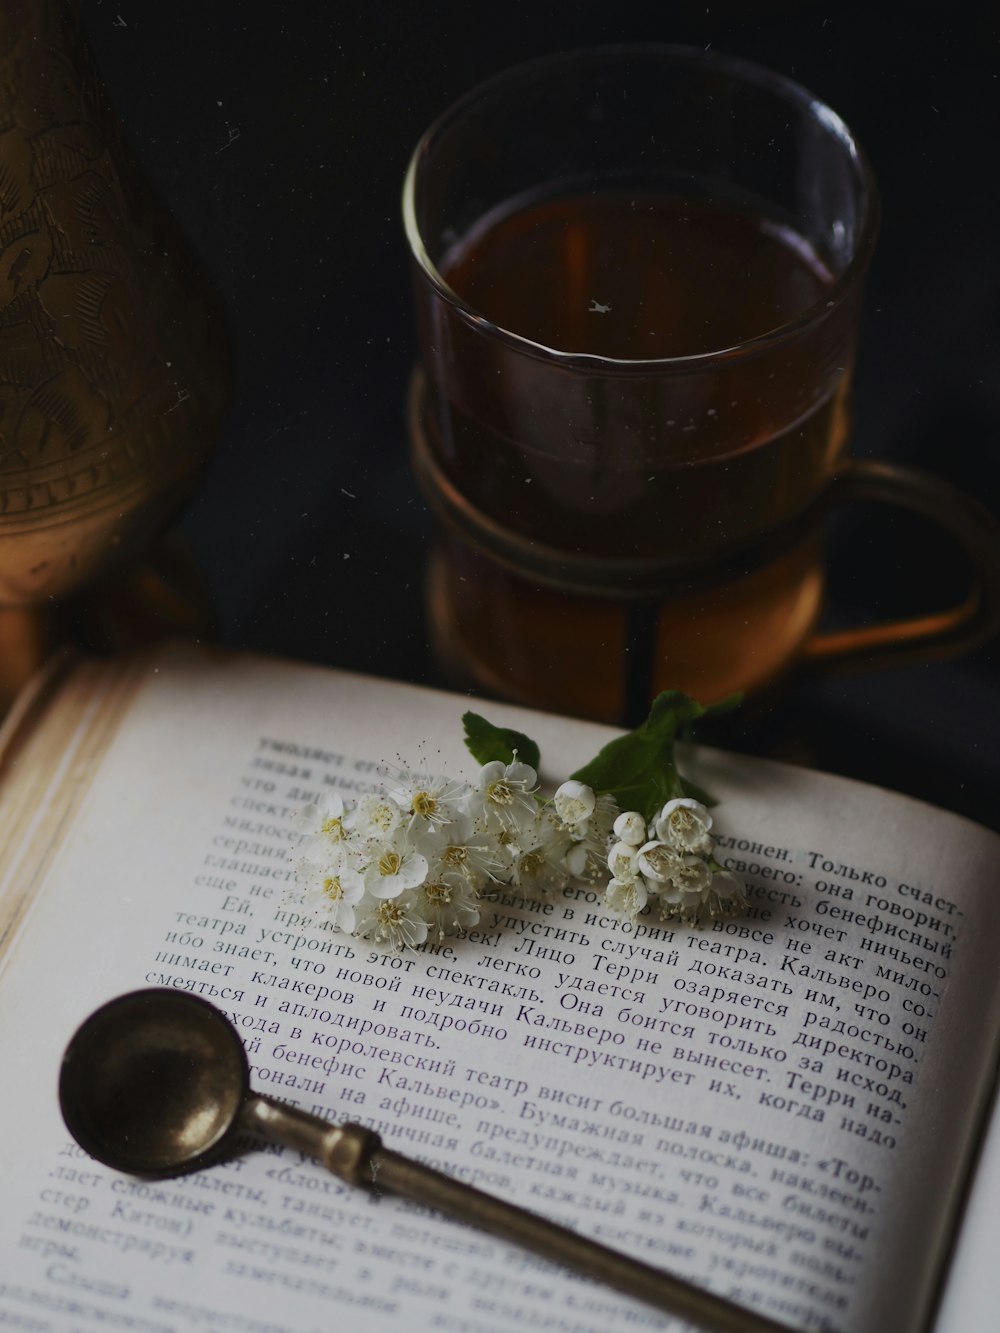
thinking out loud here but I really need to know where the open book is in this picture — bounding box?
[0,642,998,1333]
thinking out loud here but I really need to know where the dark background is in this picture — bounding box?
[79,1,999,829]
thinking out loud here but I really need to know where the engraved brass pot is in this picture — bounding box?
[0,1,228,608]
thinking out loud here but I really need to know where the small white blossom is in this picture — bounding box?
[636,840,683,884]
[295,791,349,857]
[529,809,578,874]
[667,854,713,895]
[489,822,521,870]
[607,840,638,881]
[655,855,715,925]
[362,826,428,899]
[296,856,364,933]
[353,891,428,952]
[654,798,713,853]
[415,872,481,942]
[349,794,403,842]
[468,759,539,836]
[613,810,647,846]
[605,875,648,921]
[384,770,467,830]
[431,813,507,890]
[296,836,363,885]
[553,780,596,828]
[564,793,619,883]
[511,819,569,895]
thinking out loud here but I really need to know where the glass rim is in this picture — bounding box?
[402,42,881,374]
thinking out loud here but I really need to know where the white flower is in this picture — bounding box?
[297,856,365,933]
[613,810,647,846]
[552,780,596,828]
[348,794,403,842]
[291,747,749,945]
[384,770,468,830]
[534,807,578,871]
[607,840,638,881]
[353,891,429,952]
[564,792,619,883]
[510,817,569,895]
[468,759,539,836]
[362,826,428,899]
[415,872,481,942]
[511,849,562,894]
[655,856,720,926]
[295,791,349,855]
[636,840,683,884]
[653,798,713,853]
[297,836,363,884]
[432,813,509,889]
[666,854,713,895]
[490,822,522,869]
[605,875,648,921]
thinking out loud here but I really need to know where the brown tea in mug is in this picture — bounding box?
[418,189,849,718]
[434,191,846,555]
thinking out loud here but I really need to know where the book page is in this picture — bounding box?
[931,1093,1000,1331]
[1,643,999,1333]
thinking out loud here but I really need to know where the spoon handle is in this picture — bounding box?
[242,1097,789,1333]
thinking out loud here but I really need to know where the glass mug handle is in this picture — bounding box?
[801,460,1000,673]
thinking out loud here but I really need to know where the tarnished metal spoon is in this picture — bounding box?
[59,989,788,1333]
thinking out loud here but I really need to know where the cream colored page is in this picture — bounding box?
[0,644,999,1333]
[932,1098,1000,1331]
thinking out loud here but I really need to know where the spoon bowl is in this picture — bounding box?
[59,989,247,1177]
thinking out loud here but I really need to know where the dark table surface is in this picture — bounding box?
[80,0,1000,832]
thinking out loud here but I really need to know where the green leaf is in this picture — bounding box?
[569,691,716,822]
[704,691,743,717]
[679,691,743,735]
[462,712,541,771]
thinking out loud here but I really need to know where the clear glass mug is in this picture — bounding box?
[403,45,1000,724]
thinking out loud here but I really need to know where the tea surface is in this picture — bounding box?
[443,192,832,358]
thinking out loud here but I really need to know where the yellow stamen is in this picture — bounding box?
[413,791,438,818]
[520,852,543,877]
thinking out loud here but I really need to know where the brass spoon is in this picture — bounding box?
[59,989,789,1333]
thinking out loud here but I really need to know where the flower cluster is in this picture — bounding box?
[295,758,747,951]
[604,797,747,926]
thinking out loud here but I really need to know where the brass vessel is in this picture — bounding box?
[0,2,228,618]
